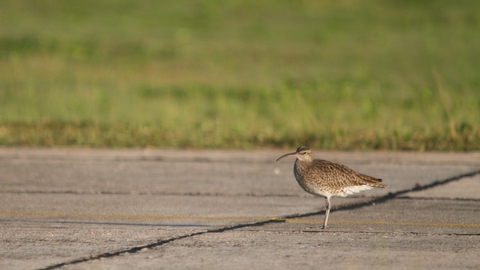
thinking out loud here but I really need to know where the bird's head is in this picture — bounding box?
[276,146,312,162]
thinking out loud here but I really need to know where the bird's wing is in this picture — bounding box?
[311,160,384,188]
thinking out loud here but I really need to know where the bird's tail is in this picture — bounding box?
[359,173,388,188]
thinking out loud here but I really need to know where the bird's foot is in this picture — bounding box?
[321,225,328,229]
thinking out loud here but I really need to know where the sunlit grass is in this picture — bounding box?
[0,0,479,150]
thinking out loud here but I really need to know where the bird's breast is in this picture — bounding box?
[293,161,331,197]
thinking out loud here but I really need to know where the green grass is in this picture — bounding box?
[1,0,479,150]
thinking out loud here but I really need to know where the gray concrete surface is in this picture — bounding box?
[0,148,479,270]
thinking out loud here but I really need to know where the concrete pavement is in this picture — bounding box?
[0,148,479,269]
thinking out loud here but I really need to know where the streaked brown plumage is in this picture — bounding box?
[276,146,387,229]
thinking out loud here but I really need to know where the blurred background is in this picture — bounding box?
[0,0,479,150]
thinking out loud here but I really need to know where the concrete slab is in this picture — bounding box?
[292,198,480,235]
[60,229,479,270]
[54,198,480,270]
[0,148,479,270]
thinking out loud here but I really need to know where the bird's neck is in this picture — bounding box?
[294,157,312,171]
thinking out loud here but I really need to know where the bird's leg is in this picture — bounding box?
[322,197,331,229]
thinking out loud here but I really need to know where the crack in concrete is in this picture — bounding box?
[0,189,379,199]
[38,219,284,270]
[396,196,480,202]
[288,230,480,236]
[0,189,310,197]
[37,169,480,270]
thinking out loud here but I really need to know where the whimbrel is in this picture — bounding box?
[276,146,387,229]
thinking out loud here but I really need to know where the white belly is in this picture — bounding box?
[296,179,373,198]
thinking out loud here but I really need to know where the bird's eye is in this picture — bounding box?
[302,152,307,155]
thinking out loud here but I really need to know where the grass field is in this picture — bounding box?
[1,0,479,150]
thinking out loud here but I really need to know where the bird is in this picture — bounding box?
[276,146,387,229]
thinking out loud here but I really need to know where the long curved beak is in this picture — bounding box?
[275,151,297,162]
